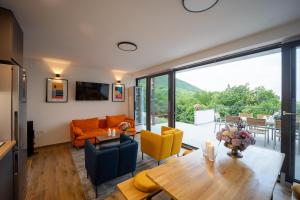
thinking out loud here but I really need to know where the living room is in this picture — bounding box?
[1,0,300,200]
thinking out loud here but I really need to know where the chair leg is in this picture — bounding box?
[273,134,276,149]
[264,133,266,147]
[87,171,88,178]
[132,172,134,177]
[142,152,144,160]
[95,185,98,198]
[177,153,179,157]
[158,161,160,165]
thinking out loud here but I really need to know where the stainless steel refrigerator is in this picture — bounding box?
[0,63,27,200]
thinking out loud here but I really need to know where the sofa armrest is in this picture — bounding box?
[125,118,135,128]
[160,134,174,160]
[70,123,76,140]
[118,141,138,176]
[141,130,163,161]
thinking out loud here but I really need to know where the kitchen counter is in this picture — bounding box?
[0,140,16,160]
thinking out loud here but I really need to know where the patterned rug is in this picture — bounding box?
[70,134,173,200]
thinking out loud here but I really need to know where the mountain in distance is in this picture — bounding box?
[153,76,202,93]
[176,78,202,93]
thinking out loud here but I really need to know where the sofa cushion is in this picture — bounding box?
[99,119,107,128]
[73,126,85,136]
[106,115,126,128]
[73,118,99,129]
[84,128,106,135]
[77,131,106,140]
[133,170,160,193]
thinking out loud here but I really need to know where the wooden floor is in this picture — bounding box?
[25,143,85,200]
[25,143,292,200]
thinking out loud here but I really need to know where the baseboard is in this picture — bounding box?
[35,141,72,149]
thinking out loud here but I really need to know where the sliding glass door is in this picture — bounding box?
[295,47,300,181]
[136,78,147,131]
[282,41,300,183]
[136,41,300,183]
[150,74,169,132]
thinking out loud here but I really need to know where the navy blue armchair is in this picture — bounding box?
[84,134,138,197]
[118,135,138,176]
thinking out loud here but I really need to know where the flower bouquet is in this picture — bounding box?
[118,121,131,131]
[216,124,256,158]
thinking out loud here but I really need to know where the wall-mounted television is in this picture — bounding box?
[76,81,109,101]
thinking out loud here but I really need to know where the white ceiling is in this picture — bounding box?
[1,0,300,73]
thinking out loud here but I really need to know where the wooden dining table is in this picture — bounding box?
[147,144,284,200]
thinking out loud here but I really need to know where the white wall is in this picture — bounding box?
[25,59,135,147]
[133,19,300,78]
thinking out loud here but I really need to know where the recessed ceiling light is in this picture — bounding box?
[182,0,219,13]
[117,42,138,52]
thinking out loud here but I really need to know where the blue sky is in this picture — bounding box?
[176,51,282,97]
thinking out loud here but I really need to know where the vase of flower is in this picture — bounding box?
[217,122,256,159]
[224,142,243,158]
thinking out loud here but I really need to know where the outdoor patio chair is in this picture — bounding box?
[239,113,253,119]
[214,112,225,132]
[247,118,268,147]
[225,115,241,126]
[273,120,281,149]
[257,114,272,119]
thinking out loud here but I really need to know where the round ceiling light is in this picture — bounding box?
[182,0,219,13]
[117,41,138,52]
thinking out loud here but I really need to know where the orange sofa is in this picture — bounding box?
[70,114,135,148]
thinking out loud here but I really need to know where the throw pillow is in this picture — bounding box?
[106,115,126,128]
[72,118,99,129]
[73,126,84,136]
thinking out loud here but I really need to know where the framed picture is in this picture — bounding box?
[112,83,125,102]
[46,78,68,103]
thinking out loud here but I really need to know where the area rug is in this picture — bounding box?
[70,134,169,200]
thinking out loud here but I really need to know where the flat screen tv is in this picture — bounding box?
[76,81,109,101]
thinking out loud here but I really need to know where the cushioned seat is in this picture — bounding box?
[76,131,106,140]
[133,170,160,193]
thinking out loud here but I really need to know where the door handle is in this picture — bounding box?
[282,111,297,116]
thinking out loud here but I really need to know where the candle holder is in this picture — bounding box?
[201,140,219,161]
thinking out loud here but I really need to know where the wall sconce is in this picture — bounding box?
[116,80,121,84]
[55,74,61,78]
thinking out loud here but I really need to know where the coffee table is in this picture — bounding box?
[95,131,136,146]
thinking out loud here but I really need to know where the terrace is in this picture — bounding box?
[136,108,300,179]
